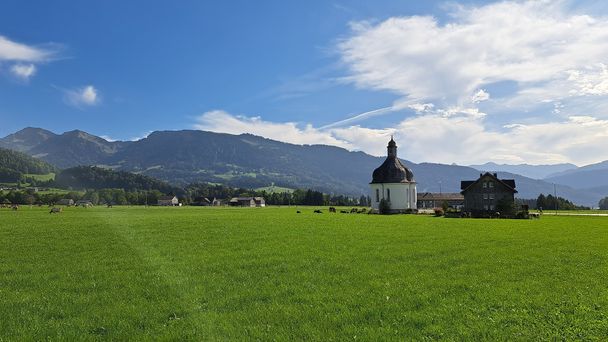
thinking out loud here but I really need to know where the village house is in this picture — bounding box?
[75,200,93,207]
[192,197,223,206]
[417,192,464,210]
[229,197,266,207]
[370,137,417,213]
[57,198,74,206]
[461,172,517,216]
[157,195,179,206]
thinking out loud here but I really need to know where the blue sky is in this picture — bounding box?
[2,1,608,165]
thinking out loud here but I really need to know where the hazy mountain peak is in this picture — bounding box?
[469,162,578,180]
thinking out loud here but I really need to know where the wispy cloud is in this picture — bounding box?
[10,63,36,81]
[0,35,57,81]
[62,85,101,108]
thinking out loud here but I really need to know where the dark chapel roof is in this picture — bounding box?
[371,137,415,184]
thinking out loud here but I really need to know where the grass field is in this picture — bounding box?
[23,172,56,182]
[1,206,607,340]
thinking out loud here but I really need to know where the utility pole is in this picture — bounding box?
[439,180,442,194]
[554,183,558,215]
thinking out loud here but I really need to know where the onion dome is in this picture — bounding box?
[371,137,414,183]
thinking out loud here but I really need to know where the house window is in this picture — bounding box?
[484,204,489,210]
[489,194,495,200]
[386,188,391,202]
[490,205,495,210]
[483,182,487,188]
[483,194,488,200]
[376,189,380,202]
[489,181,494,188]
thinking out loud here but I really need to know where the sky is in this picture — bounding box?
[1,0,608,166]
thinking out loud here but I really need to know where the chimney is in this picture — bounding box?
[493,173,497,177]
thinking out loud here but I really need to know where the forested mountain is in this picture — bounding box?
[55,166,178,193]
[1,127,606,206]
[0,147,56,182]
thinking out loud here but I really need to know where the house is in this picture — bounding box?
[157,195,179,206]
[57,198,74,206]
[192,197,212,206]
[229,197,266,207]
[370,137,417,213]
[75,200,93,207]
[230,197,256,207]
[253,197,266,207]
[417,192,464,210]
[461,172,517,216]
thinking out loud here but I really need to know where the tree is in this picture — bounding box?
[378,198,391,215]
[496,197,515,216]
[599,197,608,210]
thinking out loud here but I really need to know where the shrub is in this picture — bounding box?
[434,208,444,217]
[378,199,391,215]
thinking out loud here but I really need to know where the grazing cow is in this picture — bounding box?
[329,207,336,213]
[296,210,301,213]
[350,208,357,213]
[107,204,113,208]
[11,205,19,211]
[358,208,367,214]
[340,210,349,213]
[313,209,322,214]
[49,207,62,214]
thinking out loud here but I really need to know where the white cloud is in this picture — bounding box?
[64,85,100,107]
[338,0,608,110]
[193,110,608,166]
[471,89,490,103]
[10,63,36,80]
[294,0,608,165]
[194,110,352,148]
[0,35,56,81]
[0,35,52,62]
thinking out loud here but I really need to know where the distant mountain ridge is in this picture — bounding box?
[469,162,577,180]
[1,127,606,206]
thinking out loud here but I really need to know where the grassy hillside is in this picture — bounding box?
[0,207,606,340]
[0,147,56,183]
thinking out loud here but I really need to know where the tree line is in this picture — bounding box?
[516,194,591,210]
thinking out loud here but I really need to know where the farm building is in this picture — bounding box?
[229,197,266,207]
[75,200,93,207]
[57,199,74,206]
[192,197,223,206]
[417,192,464,210]
[370,137,417,213]
[461,173,517,216]
[157,196,179,206]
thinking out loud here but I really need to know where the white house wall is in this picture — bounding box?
[370,183,417,212]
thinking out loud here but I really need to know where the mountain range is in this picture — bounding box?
[1,127,607,206]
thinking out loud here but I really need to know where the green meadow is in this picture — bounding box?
[0,206,607,340]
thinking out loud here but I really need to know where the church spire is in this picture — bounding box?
[387,136,397,158]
